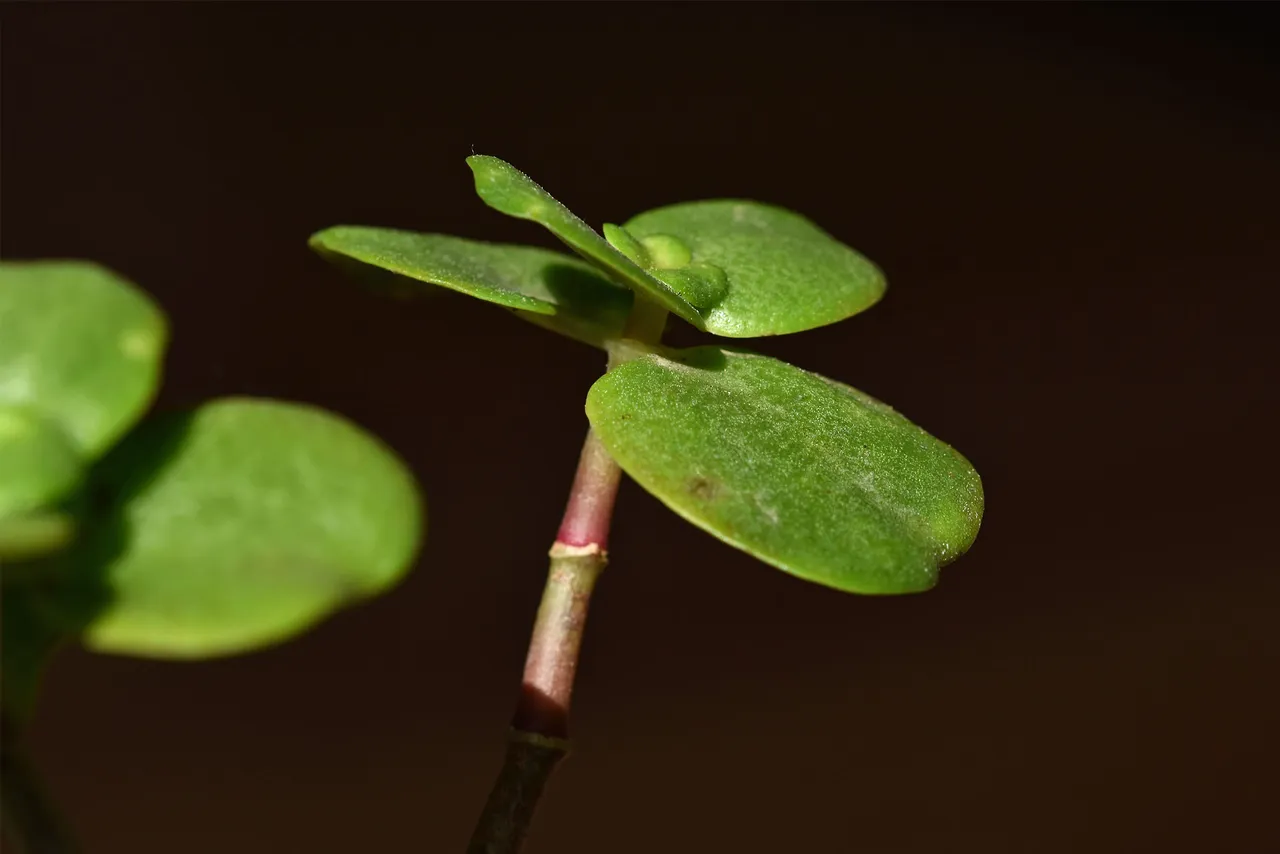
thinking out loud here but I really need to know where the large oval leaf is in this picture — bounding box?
[309,226,633,345]
[466,155,707,326]
[62,398,424,658]
[623,201,886,338]
[586,347,982,593]
[0,261,167,457]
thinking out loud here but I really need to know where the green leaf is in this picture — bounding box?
[466,155,707,325]
[0,406,82,521]
[310,226,633,347]
[61,398,425,659]
[0,261,167,458]
[623,201,886,337]
[586,347,982,594]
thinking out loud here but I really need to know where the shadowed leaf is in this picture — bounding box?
[310,227,632,347]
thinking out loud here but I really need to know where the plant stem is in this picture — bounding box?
[467,298,666,854]
[553,430,623,554]
[1,713,77,854]
[466,433,614,854]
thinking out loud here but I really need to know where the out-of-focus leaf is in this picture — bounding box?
[0,260,166,457]
[64,398,425,659]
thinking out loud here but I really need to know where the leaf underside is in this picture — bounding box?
[310,226,632,346]
[586,347,983,594]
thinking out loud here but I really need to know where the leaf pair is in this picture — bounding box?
[312,155,886,344]
[312,157,982,596]
[1,261,423,716]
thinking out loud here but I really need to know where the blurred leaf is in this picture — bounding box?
[0,406,82,522]
[466,155,707,325]
[623,201,886,337]
[310,226,632,347]
[0,261,167,457]
[586,347,982,594]
[63,398,425,659]
[0,513,76,565]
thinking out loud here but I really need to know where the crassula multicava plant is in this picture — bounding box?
[310,155,984,852]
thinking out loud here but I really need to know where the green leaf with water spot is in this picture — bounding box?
[57,397,424,659]
[309,227,633,347]
[466,155,708,325]
[586,347,982,594]
[622,201,886,338]
[0,261,167,458]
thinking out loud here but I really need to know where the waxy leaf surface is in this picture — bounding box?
[466,155,707,325]
[586,347,982,593]
[66,398,424,658]
[623,201,886,337]
[0,261,166,457]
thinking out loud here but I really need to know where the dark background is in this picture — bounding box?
[3,3,1278,852]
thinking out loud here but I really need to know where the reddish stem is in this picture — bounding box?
[554,429,623,551]
[467,428,621,854]
[469,298,666,854]
[516,428,618,738]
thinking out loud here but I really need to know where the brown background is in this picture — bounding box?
[3,3,1278,852]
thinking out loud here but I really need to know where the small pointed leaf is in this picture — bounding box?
[638,234,694,270]
[310,227,632,347]
[601,223,650,267]
[0,261,167,457]
[62,398,424,659]
[623,201,887,337]
[466,155,706,325]
[586,347,982,594]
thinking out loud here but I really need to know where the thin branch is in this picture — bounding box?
[467,434,614,854]
[1,714,78,854]
[554,431,623,553]
[465,731,569,854]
